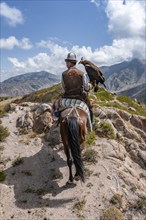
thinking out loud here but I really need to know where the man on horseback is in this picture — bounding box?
[61,52,93,123]
[59,52,93,183]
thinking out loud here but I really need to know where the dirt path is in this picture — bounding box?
[0,108,145,220]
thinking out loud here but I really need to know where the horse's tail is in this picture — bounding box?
[67,116,84,182]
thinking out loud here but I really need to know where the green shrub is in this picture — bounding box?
[86,131,96,145]
[95,121,115,139]
[0,104,10,115]
[95,88,114,102]
[0,170,6,181]
[0,125,10,142]
[117,95,146,117]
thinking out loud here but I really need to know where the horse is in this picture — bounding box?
[59,106,88,184]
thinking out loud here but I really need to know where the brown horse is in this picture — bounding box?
[60,106,88,183]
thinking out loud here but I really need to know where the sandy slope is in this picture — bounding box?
[0,107,146,220]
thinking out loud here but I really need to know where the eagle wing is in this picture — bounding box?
[82,60,105,85]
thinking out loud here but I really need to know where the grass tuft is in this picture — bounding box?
[86,131,96,146]
[0,125,10,142]
[12,156,24,166]
[73,197,86,212]
[83,148,98,163]
[103,205,124,220]
[95,121,115,139]
[0,170,6,181]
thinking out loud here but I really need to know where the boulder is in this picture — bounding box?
[33,111,53,133]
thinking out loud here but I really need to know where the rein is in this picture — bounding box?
[62,106,83,123]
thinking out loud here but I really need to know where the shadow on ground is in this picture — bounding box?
[2,143,76,209]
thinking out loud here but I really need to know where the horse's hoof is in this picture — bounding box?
[65,180,76,188]
[66,180,74,185]
[74,175,80,181]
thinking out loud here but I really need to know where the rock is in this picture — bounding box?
[94,107,106,119]
[125,142,146,169]
[23,112,33,129]
[10,103,18,111]
[117,110,131,121]
[106,110,120,120]
[128,107,136,112]
[16,115,25,128]
[130,115,143,130]
[33,111,53,133]
[112,118,125,131]
[141,117,146,132]
[138,151,146,167]
[33,103,52,117]
[45,124,61,147]
[123,127,141,141]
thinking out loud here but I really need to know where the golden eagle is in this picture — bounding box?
[79,58,106,92]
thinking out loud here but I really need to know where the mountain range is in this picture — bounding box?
[0,59,146,103]
[101,58,146,103]
[0,71,60,97]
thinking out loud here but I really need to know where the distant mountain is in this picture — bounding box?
[101,59,146,103]
[118,82,146,104]
[0,71,60,97]
[1,59,145,103]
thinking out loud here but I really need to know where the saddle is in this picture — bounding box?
[53,98,92,131]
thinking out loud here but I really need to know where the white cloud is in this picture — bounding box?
[90,0,100,8]
[7,52,66,78]
[106,0,146,39]
[0,36,33,49]
[4,34,145,81]
[0,2,24,26]
[1,0,145,81]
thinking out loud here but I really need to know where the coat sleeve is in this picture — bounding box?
[83,72,90,92]
[61,75,65,92]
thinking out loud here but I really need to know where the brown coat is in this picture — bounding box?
[62,67,84,98]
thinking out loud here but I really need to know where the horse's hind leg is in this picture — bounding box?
[64,146,74,183]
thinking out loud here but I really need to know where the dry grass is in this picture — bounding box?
[103,205,124,220]
[110,194,123,209]
[12,156,24,166]
[83,148,98,163]
[0,125,10,142]
[73,197,86,212]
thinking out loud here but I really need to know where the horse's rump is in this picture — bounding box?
[60,107,88,144]
[59,98,92,131]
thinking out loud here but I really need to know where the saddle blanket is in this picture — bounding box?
[60,98,92,131]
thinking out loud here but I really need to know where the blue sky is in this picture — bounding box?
[0,0,146,81]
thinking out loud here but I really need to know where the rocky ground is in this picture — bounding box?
[0,102,146,220]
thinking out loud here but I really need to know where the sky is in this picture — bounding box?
[0,0,146,81]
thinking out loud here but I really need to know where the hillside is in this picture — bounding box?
[0,59,145,104]
[101,59,146,103]
[0,86,146,220]
[118,83,146,104]
[0,71,60,97]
